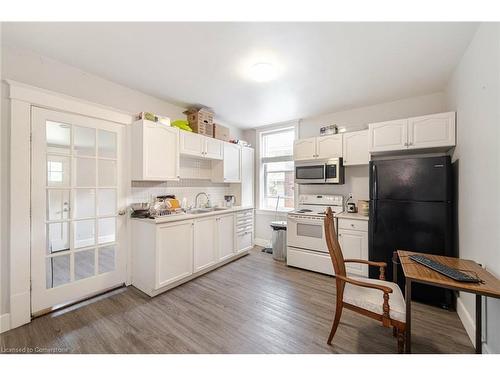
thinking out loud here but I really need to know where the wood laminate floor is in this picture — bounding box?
[0,247,474,354]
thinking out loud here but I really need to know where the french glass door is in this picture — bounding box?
[31,107,126,314]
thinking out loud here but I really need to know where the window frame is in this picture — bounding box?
[257,125,297,212]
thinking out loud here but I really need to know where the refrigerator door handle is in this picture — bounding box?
[373,163,378,200]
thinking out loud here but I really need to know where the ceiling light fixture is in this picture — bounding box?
[249,62,277,82]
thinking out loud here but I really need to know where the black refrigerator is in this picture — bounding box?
[368,156,454,309]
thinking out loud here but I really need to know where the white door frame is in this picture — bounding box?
[7,80,133,330]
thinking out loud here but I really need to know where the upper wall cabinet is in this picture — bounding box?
[131,120,180,181]
[369,112,455,153]
[369,119,408,152]
[212,142,242,183]
[408,112,456,150]
[180,131,223,160]
[293,134,342,161]
[342,129,369,166]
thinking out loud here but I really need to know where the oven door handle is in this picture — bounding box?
[287,216,325,225]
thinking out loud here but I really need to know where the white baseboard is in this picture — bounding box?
[0,313,11,333]
[457,296,475,347]
[254,237,270,248]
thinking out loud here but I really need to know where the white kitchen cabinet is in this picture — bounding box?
[217,214,235,261]
[369,119,408,152]
[240,147,254,207]
[293,134,342,161]
[316,134,343,159]
[193,216,218,272]
[369,112,456,153]
[131,119,180,181]
[235,209,254,252]
[212,142,241,183]
[338,228,368,277]
[132,209,252,297]
[204,137,224,160]
[408,112,455,150]
[157,221,193,288]
[180,131,223,160]
[342,130,369,166]
[293,137,317,161]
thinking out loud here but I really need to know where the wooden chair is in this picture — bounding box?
[324,207,406,353]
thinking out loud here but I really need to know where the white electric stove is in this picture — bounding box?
[287,194,344,275]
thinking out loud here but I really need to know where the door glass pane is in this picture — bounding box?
[47,155,70,187]
[98,217,115,244]
[74,219,95,249]
[97,189,116,216]
[47,222,70,254]
[47,189,70,220]
[73,126,96,156]
[98,245,115,274]
[98,130,117,159]
[73,189,95,219]
[46,121,71,154]
[74,157,96,187]
[46,254,71,288]
[75,249,95,280]
[98,159,117,187]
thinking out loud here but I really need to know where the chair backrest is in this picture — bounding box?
[324,207,346,277]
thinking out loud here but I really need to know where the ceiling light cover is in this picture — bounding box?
[249,63,277,82]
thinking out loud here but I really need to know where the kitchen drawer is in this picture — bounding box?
[236,217,254,226]
[338,218,368,232]
[287,247,334,276]
[236,210,253,219]
[236,224,253,233]
[236,230,253,252]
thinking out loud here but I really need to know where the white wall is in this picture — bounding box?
[445,23,500,353]
[252,92,447,243]
[0,45,244,318]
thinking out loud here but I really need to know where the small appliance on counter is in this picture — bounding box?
[224,195,236,208]
[358,200,369,216]
[347,202,357,213]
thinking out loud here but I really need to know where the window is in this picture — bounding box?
[259,127,295,211]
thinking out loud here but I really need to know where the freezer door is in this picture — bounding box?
[369,200,453,308]
[370,156,451,201]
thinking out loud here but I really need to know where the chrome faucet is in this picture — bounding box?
[195,192,210,208]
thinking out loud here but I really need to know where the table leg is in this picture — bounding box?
[405,279,412,353]
[476,294,482,354]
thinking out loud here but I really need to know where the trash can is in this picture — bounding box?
[270,221,287,261]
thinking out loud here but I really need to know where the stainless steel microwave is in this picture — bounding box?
[294,158,345,184]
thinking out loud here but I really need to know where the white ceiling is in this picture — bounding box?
[2,22,478,128]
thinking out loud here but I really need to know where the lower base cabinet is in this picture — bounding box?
[218,214,235,261]
[338,218,368,277]
[132,209,254,297]
[194,216,218,272]
[158,221,194,287]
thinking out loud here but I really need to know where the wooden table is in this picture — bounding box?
[395,250,500,354]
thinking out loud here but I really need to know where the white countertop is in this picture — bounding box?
[336,212,370,221]
[131,206,254,224]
